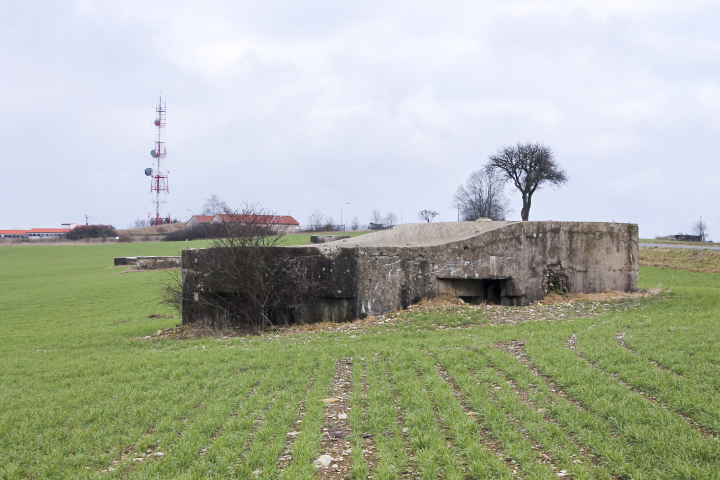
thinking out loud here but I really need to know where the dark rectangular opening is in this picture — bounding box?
[437,278,507,305]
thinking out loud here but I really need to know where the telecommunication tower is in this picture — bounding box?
[145,96,171,225]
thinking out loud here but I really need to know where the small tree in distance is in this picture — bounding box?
[350,217,360,231]
[307,210,324,231]
[418,209,439,223]
[486,142,568,221]
[384,212,397,227]
[453,169,510,221]
[202,194,229,215]
[693,216,708,242]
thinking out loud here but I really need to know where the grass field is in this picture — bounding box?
[1,242,719,479]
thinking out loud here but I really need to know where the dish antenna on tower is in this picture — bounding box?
[146,95,171,225]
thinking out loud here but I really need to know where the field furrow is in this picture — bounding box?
[527,334,720,478]
[3,244,720,479]
[569,331,720,438]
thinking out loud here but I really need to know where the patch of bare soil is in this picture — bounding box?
[539,289,663,305]
[315,359,355,479]
[144,290,663,340]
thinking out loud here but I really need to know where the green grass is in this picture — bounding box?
[1,242,720,478]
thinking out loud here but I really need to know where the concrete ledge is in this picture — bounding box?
[310,235,351,243]
[114,256,181,269]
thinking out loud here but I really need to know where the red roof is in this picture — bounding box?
[0,230,28,234]
[28,228,71,233]
[189,215,214,224]
[215,214,299,225]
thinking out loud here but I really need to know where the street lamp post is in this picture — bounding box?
[340,202,350,231]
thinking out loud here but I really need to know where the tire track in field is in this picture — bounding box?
[407,350,512,479]
[351,357,380,478]
[197,383,261,459]
[616,331,720,394]
[275,375,317,474]
[430,359,519,477]
[315,358,355,480]
[99,397,204,475]
[378,354,416,479]
[472,343,643,478]
[490,341,614,478]
[566,333,718,440]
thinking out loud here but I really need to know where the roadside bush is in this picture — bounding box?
[66,225,117,240]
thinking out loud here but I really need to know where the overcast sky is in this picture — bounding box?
[1,1,718,238]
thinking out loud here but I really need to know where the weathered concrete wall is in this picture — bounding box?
[311,235,351,243]
[115,256,181,269]
[181,221,638,325]
[181,246,359,325]
[349,222,637,316]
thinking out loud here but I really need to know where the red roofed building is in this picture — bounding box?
[27,228,72,240]
[186,215,215,228]
[0,230,29,239]
[211,214,300,233]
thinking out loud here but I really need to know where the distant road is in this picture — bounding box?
[640,243,720,252]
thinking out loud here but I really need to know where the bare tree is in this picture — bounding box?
[321,216,335,232]
[418,209,439,223]
[453,169,511,221]
[132,219,148,228]
[693,216,708,242]
[164,202,325,330]
[350,216,360,231]
[202,194,229,215]
[307,210,324,231]
[486,142,568,221]
[370,210,383,225]
[384,212,397,227]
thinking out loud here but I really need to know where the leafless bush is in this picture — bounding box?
[308,209,324,231]
[163,202,326,331]
[418,209,439,223]
[201,194,229,215]
[693,216,709,242]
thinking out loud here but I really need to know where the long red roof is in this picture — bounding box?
[215,214,299,225]
[189,215,214,224]
[0,230,28,234]
[28,228,72,233]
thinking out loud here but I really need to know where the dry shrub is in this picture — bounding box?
[164,203,326,331]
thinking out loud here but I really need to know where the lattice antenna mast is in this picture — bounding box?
[148,96,171,225]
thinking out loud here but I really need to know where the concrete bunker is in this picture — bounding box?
[181,220,638,325]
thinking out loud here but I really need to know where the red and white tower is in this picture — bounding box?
[147,96,171,225]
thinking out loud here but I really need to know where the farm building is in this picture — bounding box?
[0,230,29,239]
[0,228,72,240]
[187,214,300,233]
[186,215,215,227]
[27,228,72,239]
[182,220,638,325]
